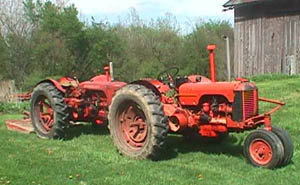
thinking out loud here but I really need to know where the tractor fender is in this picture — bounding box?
[131,79,170,97]
[35,79,66,93]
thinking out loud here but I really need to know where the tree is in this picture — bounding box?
[0,1,234,89]
[77,22,124,80]
[0,0,35,86]
[182,20,234,79]
[23,0,124,80]
[113,11,184,81]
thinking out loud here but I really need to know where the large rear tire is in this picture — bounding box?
[30,82,69,139]
[244,129,284,169]
[271,126,293,166]
[108,85,168,159]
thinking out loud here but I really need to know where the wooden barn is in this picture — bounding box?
[223,0,300,77]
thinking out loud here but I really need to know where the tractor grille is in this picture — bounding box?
[243,90,258,120]
[232,89,258,122]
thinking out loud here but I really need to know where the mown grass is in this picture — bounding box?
[0,75,300,185]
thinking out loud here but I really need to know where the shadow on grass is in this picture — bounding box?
[64,123,109,140]
[63,124,245,161]
[158,134,245,161]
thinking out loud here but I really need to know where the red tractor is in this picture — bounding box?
[30,45,293,169]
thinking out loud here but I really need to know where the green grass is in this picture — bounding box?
[0,101,30,113]
[1,75,300,185]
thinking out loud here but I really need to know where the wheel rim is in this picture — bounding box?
[34,95,54,133]
[249,139,273,165]
[118,102,148,149]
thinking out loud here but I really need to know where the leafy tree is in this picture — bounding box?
[182,20,234,80]
[113,12,184,81]
[23,0,124,81]
[77,22,124,80]
[0,0,35,86]
[0,1,234,89]
[0,32,8,80]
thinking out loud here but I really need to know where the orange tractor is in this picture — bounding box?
[30,45,293,169]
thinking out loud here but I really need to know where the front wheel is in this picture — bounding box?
[108,85,168,159]
[271,126,293,166]
[243,129,284,169]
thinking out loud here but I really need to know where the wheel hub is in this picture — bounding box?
[127,118,147,143]
[35,96,54,133]
[40,114,54,131]
[250,139,273,165]
[120,105,148,148]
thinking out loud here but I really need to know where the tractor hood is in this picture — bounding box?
[178,81,257,106]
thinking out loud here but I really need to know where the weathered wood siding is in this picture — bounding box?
[234,2,300,77]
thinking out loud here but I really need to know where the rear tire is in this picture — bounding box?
[30,82,69,139]
[108,85,168,159]
[272,126,293,166]
[243,129,284,169]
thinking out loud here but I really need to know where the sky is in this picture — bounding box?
[68,0,234,27]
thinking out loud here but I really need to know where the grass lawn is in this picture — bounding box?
[0,75,300,185]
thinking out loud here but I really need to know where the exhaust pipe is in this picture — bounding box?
[109,62,114,81]
[207,45,217,82]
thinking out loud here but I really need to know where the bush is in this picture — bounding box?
[22,71,45,91]
[0,102,4,112]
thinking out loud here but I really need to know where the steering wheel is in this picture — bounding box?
[157,66,179,88]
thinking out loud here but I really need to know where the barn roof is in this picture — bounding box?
[223,0,271,7]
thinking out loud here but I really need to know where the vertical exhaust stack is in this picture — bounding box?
[207,44,217,82]
[109,62,114,81]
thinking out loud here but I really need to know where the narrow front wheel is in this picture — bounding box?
[271,126,293,166]
[244,129,284,169]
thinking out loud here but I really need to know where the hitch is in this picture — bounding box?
[259,97,285,115]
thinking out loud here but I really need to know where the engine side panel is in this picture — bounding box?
[178,82,240,106]
[79,75,127,105]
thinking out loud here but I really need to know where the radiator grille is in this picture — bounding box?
[243,90,258,119]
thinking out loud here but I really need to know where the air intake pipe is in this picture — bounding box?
[109,62,114,81]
